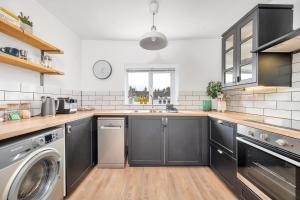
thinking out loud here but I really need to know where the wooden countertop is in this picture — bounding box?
[0,110,299,141]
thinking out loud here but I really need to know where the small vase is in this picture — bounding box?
[211,99,218,110]
[217,101,227,112]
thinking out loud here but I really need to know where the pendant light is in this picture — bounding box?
[139,0,168,50]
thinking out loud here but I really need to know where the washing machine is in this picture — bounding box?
[0,127,65,200]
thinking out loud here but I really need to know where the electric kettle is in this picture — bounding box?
[41,96,59,116]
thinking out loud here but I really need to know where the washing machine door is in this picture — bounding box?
[7,148,61,200]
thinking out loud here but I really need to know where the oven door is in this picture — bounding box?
[237,136,300,200]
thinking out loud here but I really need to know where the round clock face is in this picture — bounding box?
[93,60,112,80]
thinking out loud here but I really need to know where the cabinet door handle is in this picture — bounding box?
[67,125,72,133]
[217,120,223,125]
[217,149,223,154]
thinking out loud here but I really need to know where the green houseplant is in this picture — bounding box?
[18,12,33,33]
[203,81,223,111]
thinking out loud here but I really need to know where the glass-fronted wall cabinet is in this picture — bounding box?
[222,4,293,89]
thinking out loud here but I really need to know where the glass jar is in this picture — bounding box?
[0,106,7,122]
[19,102,31,119]
[7,103,21,121]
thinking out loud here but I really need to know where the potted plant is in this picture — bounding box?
[18,12,33,33]
[205,81,222,111]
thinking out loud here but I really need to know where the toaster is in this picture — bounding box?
[56,97,78,114]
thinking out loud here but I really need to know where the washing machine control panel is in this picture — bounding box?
[33,131,59,148]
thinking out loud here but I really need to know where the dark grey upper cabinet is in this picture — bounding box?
[128,116,164,165]
[222,4,293,89]
[166,117,206,165]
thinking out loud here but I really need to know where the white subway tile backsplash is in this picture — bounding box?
[293,72,300,83]
[101,105,116,110]
[0,91,4,101]
[82,91,95,96]
[293,62,300,73]
[20,92,34,101]
[178,100,193,105]
[265,92,291,101]
[264,109,291,119]
[292,120,300,129]
[244,108,263,115]
[178,96,185,101]
[101,101,110,105]
[292,111,300,120]
[103,96,115,101]
[186,96,199,101]
[192,91,206,96]
[60,89,73,95]
[96,91,109,95]
[115,96,124,101]
[5,91,20,101]
[72,90,81,96]
[185,105,201,110]
[254,101,276,109]
[277,101,300,111]
[192,101,202,105]
[109,91,123,96]
[293,53,300,63]
[88,96,96,101]
[292,92,300,101]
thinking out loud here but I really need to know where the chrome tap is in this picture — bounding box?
[149,94,155,112]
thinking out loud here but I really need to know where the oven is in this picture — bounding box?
[237,124,300,200]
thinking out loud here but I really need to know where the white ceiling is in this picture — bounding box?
[37,0,274,40]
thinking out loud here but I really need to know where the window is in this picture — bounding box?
[125,67,176,105]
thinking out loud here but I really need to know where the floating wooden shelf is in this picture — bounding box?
[0,53,64,75]
[0,18,63,54]
[252,28,300,53]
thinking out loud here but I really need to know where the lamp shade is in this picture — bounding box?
[139,30,168,50]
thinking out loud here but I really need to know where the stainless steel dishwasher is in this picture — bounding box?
[98,117,125,168]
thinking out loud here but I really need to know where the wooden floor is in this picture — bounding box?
[66,166,237,200]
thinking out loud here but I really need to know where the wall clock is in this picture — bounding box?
[93,60,112,80]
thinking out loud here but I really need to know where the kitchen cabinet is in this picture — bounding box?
[210,118,236,156]
[222,4,293,89]
[128,116,208,166]
[166,117,207,165]
[209,118,238,194]
[65,117,93,196]
[128,116,164,165]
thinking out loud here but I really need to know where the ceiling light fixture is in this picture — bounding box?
[139,0,168,50]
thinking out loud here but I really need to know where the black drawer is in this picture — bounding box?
[210,118,236,155]
[210,144,237,192]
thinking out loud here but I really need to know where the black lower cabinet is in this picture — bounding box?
[65,117,93,196]
[128,116,164,165]
[210,143,238,194]
[128,116,208,166]
[166,117,207,165]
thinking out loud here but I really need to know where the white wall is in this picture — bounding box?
[81,39,221,92]
[0,0,81,89]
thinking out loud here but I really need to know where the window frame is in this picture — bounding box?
[125,65,177,105]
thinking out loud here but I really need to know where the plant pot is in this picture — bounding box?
[202,100,212,111]
[20,22,33,33]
